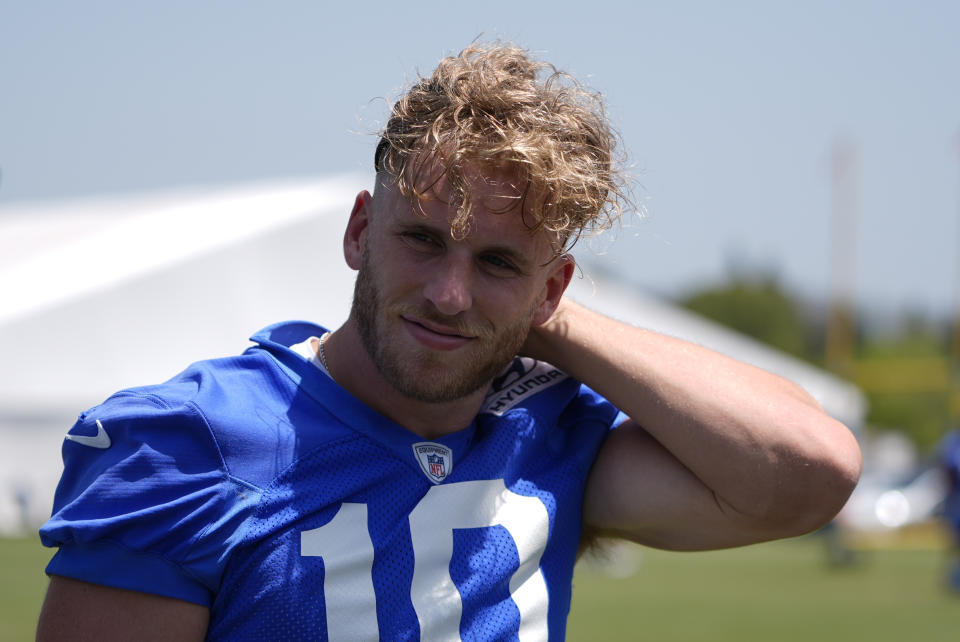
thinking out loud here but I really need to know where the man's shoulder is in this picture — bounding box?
[77,327,333,486]
[97,348,286,418]
[120,318,331,423]
[71,350,285,453]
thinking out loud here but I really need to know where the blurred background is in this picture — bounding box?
[1,1,959,639]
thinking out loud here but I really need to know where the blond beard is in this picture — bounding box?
[352,247,536,403]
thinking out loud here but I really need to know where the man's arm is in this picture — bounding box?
[37,576,209,642]
[524,298,862,551]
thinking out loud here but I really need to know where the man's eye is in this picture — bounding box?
[402,232,438,248]
[481,255,517,273]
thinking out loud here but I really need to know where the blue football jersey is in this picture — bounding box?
[40,321,620,640]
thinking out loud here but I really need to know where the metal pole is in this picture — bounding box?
[826,138,858,378]
[951,130,960,425]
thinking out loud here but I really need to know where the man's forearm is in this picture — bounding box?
[524,298,862,535]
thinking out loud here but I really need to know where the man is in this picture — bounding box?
[941,430,960,591]
[37,44,861,640]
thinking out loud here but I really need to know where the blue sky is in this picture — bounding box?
[2,1,958,319]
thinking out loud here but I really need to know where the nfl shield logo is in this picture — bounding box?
[412,442,453,484]
[427,454,445,478]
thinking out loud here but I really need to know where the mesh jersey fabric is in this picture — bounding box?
[40,321,620,640]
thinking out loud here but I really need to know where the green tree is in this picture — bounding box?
[679,276,812,359]
[679,279,953,451]
[855,320,952,451]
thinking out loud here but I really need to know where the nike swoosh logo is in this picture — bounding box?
[65,419,112,449]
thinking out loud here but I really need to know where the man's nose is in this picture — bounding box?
[422,255,473,316]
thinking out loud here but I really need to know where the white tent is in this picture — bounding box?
[0,177,866,533]
[0,175,363,533]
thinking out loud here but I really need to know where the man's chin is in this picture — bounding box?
[386,365,489,404]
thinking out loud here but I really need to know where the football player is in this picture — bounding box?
[37,43,861,640]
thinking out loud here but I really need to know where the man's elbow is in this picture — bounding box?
[787,420,863,536]
[827,430,863,514]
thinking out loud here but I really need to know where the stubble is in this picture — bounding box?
[352,246,536,403]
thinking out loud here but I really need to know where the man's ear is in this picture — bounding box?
[343,190,372,270]
[531,255,575,326]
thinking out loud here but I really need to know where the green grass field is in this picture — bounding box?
[1,537,51,642]
[3,534,957,641]
[569,536,959,641]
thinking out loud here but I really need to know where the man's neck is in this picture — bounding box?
[320,321,489,440]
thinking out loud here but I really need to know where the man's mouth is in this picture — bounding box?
[401,316,477,351]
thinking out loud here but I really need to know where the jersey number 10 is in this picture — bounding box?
[301,478,551,641]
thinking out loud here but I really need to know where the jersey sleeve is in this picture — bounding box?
[39,389,260,607]
[539,381,626,481]
[571,383,628,429]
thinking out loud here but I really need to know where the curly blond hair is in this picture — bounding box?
[375,43,630,246]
